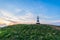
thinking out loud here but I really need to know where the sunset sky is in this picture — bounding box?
[0,0,60,25]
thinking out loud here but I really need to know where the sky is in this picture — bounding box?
[0,0,60,25]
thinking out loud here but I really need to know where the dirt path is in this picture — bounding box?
[51,26,60,30]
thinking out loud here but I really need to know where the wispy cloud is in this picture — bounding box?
[0,9,19,21]
[50,20,60,23]
[0,9,60,25]
[39,14,53,19]
[0,9,35,24]
[14,8,22,13]
[18,12,35,24]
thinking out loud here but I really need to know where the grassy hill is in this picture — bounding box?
[0,24,60,40]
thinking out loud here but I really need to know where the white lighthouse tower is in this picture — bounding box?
[36,16,40,24]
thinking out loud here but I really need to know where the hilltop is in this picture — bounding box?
[0,24,60,40]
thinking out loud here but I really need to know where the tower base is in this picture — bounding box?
[36,23,40,24]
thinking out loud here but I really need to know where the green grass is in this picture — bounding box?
[0,24,60,40]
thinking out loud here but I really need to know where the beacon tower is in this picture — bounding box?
[36,16,40,24]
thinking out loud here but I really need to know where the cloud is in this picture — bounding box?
[15,8,22,13]
[39,14,54,19]
[50,20,60,23]
[0,9,20,21]
[39,19,51,24]
[40,19,60,25]
[0,18,11,25]
[47,20,60,25]
[18,12,35,24]
[0,9,35,24]
[0,9,59,25]
[0,9,55,24]
[0,9,21,25]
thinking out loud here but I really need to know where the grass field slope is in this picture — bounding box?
[0,24,60,40]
